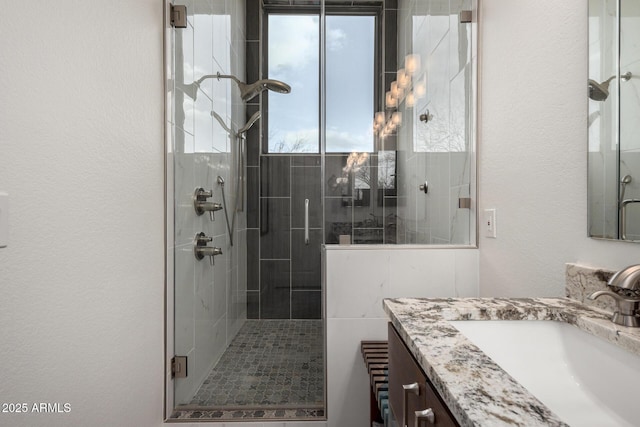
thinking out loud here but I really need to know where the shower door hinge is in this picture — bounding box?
[459,10,473,24]
[170,4,187,28]
[171,356,188,378]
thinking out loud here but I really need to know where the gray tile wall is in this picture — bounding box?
[246,153,323,319]
[244,0,396,319]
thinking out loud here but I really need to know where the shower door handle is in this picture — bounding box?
[304,199,309,245]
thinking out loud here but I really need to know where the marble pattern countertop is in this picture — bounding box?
[383,297,640,427]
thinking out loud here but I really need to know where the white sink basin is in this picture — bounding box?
[449,320,640,427]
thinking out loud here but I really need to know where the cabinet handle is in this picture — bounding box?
[415,408,435,426]
[402,383,420,427]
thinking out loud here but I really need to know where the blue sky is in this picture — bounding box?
[268,14,375,153]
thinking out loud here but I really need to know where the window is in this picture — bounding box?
[267,14,320,153]
[265,11,377,154]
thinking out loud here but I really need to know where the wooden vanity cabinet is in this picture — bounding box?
[388,323,460,427]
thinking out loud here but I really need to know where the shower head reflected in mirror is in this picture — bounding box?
[184,72,291,102]
[588,72,632,101]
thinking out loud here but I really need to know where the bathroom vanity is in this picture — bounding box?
[384,297,640,427]
[388,322,458,427]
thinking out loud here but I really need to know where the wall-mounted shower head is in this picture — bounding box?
[588,72,633,101]
[215,72,291,101]
[184,73,291,102]
[237,111,261,135]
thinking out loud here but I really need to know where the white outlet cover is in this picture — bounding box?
[484,208,496,238]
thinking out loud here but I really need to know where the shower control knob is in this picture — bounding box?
[194,232,222,266]
[419,181,428,194]
[195,233,213,243]
[194,187,223,221]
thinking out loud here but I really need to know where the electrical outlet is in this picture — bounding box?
[484,208,496,238]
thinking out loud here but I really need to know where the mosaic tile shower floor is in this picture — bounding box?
[174,319,324,419]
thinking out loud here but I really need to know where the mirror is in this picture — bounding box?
[588,0,640,241]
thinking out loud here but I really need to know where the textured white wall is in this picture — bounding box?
[4,1,640,426]
[0,1,164,426]
[479,0,640,297]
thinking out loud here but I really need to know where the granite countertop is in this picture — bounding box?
[383,297,640,427]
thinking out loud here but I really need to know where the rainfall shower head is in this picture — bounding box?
[588,72,633,101]
[238,111,261,135]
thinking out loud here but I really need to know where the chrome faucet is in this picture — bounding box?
[589,264,640,327]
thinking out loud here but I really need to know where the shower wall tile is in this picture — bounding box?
[212,79,231,153]
[292,155,321,166]
[247,290,260,319]
[291,166,322,228]
[384,9,398,72]
[245,0,261,41]
[260,260,291,319]
[246,41,260,86]
[174,153,196,246]
[212,9,231,74]
[193,13,215,100]
[292,229,322,290]
[175,18,195,92]
[261,156,291,197]
[247,228,259,290]
[212,234,229,321]
[292,291,321,319]
[246,166,260,228]
[260,198,290,259]
[174,243,195,356]
[245,104,260,166]
[194,93,214,153]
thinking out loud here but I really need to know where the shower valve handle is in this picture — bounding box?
[194,187,222,221]
[195,233,213,243]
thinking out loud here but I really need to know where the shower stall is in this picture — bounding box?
[165,0,476,421]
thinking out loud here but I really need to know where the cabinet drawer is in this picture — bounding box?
[388,323,459,427]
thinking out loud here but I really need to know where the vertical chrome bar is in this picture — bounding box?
[305,198,310,245]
